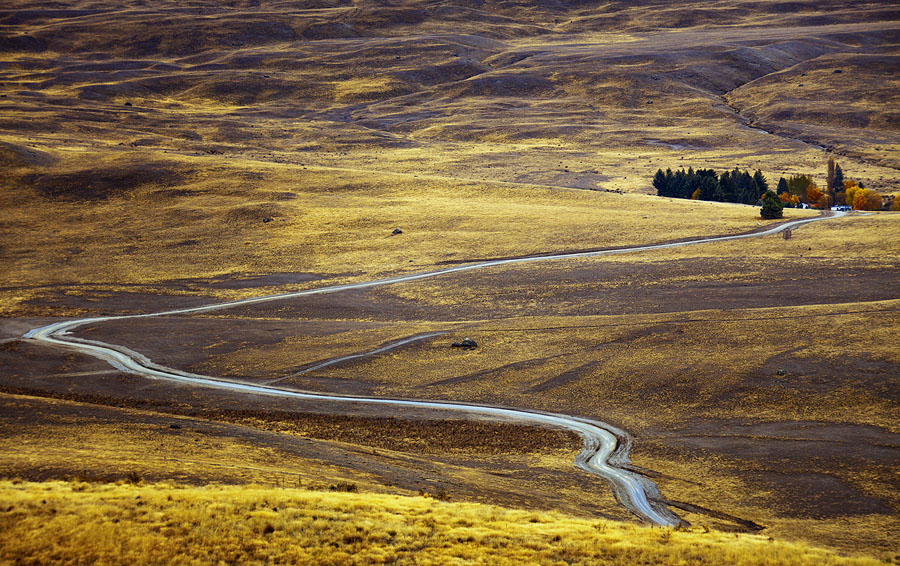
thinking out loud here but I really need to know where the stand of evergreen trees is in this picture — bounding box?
[653,167,769,205]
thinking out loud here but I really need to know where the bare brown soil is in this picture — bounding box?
[640,419,899,515]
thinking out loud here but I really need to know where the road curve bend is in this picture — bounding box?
[24,211,845,526]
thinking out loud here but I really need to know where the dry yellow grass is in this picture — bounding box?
[287,299,898,430]
[0,394,372,490]
[0,391,622,521]
[1,3,898,562]
[0,480,889,566]
[613,211,900,263]
[0,152,818,317]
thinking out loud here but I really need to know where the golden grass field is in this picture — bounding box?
[1,1,899,564]
[0,480,890,566]
[0,154,824,317]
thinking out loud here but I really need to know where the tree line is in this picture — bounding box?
[653,167,769,205]
[776,159,891,211]
[654,159,896,212]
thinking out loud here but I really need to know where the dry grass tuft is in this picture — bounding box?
[0,480,887,566]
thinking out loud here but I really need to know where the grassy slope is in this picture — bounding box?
[2,0,897,311]
[1,1,898,563]
[0,480,888,566]
[169,212,900,555]
[0,155,819,316]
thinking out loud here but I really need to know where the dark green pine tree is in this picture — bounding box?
[760,190,784,219]
[672,169,687,199]
[746,178,761,205]
[753,170,769,195]
[717,171,737,202]
[776,177,789,195]
[699,175,718,201]
[653,169,667,196]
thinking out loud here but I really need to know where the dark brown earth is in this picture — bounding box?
[640,419,899,518]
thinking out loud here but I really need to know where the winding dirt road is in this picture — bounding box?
[23,211,845,526]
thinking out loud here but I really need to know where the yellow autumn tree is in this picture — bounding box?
[845,182,862,207]
[848,186,883,211]
[779,192,800,207]
[805,184,824,208]
[865,191,882,210]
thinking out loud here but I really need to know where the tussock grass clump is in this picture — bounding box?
[0,480,886,566]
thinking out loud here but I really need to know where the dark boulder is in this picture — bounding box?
[451,338,477,350]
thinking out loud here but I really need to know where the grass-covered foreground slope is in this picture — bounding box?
[0,480,888,566]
